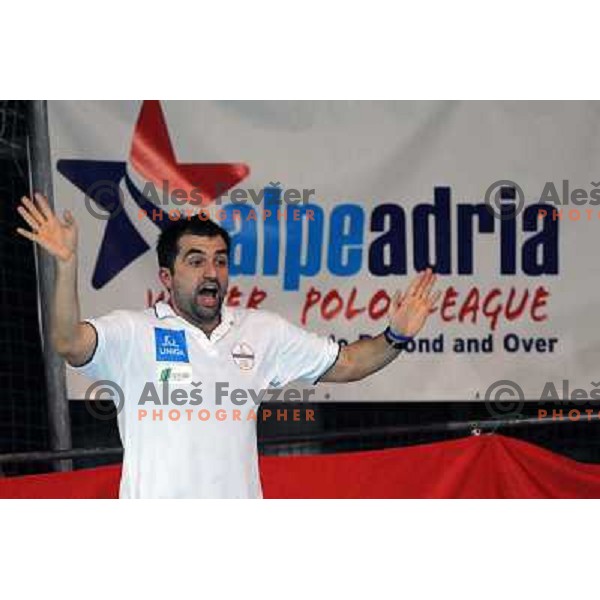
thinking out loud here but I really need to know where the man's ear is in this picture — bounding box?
[158,267,173,291]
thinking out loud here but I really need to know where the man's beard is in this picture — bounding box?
[172,284,225,325]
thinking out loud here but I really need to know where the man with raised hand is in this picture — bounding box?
[17,193,440,498]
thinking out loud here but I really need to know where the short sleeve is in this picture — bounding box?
[271,315,340,388]
[68,310,133,382]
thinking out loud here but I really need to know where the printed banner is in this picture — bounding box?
[47,101,600,401]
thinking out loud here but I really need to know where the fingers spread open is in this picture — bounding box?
[421,272,437,300]
[34,193,53,219]
[22,196,46,224]
[406,270,425,297]
[16,227,38,243]
[414,268,432,298]
[17,205,40,231]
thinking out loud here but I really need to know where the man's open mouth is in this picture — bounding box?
[196,283,220,307]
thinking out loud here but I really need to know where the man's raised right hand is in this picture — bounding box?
[16,193,78,262]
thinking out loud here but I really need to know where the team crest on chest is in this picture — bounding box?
[231,342,255,370]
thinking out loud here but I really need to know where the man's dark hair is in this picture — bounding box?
[156,215,231,272]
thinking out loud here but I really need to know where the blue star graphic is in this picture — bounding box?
[56,159,167,289]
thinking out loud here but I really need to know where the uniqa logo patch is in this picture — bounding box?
[155,328,189,363]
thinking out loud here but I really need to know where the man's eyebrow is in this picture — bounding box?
[181,248,228,259]
[181,249,205,260]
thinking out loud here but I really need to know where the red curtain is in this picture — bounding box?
[2,434,600,498]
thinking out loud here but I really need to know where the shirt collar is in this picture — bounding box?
[154,301,175,320]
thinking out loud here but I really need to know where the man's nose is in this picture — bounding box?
[203,261,217,278]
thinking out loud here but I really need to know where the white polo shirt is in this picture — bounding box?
[71,302,339,499]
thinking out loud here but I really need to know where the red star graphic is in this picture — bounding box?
[129,100,249,206]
